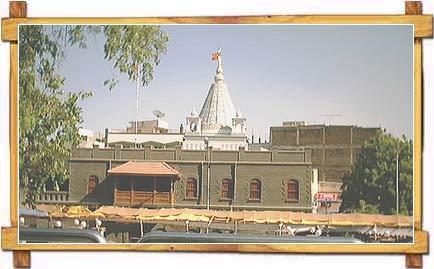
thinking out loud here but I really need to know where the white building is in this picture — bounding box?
[106,119,181,148]
[78,128,105,149]
[106,131,184,148]
[126,119,169,134]
[183,49,248,151]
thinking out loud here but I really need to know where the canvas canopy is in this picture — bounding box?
[19,208,49,218]
[39,205,413,227]
[50,205,105,218]
[92,206,413,228]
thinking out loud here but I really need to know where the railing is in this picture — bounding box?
[115,190,131,205]
[38,191,69,202]
[132,191,153,205]
[114,190,170,206]
[154,192,170,204]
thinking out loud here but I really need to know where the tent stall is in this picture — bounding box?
[93,206,413,228]
[30,205,413,242]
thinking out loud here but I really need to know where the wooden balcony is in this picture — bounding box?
[114,190,172,206]
[109,161,180,207]
[37,191,69,203]
[113,176,175,207]
[115,190,131,205]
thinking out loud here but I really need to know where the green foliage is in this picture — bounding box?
[19,25,169,207]
[103,25,169,88]
[19,25,90,207]
[358,200,379,214]
[339,129,413,215]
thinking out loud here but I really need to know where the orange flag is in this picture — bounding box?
[211,51,220,61]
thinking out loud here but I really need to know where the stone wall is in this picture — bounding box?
[68,146,313,211]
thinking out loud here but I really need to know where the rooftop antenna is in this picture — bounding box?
[320,114,342,125]
[153,109,166,119]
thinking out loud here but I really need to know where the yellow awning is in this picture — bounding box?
[90,206,413,228]
[50,205,104,218]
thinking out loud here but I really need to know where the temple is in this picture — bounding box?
[183,49,248,151]
[40,49,379,216]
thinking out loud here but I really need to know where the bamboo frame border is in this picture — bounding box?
[1,15,433,41]
[1,0,432,256]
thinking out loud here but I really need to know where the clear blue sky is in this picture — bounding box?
[57,25,413,139]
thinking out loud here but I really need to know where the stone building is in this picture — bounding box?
[269,122,379,212]
[39,145,317,212]
[37,49,320,212]
[36,49,378,215]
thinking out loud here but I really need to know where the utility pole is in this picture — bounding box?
[135,64,140,136]
[396,149,399,215]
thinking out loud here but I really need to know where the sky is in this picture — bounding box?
[54,25,413,139]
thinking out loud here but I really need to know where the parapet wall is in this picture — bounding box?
[71,146,311,164]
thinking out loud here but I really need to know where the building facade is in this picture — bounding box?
[39,50,379,215]
[40,145,317,212]
[105,131,184,149]
[126,119,169,134]
[78,128,105,149]
[269,122,379,212]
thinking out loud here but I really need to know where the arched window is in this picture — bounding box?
[186,178,197,198]
[287,180,299,202]
[221,179,233,199]
[88,176,98,194]
[250,179,262,200]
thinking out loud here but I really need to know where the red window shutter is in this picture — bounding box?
[186,178,197,198]
[221,179,232,199]
[88,176,98,194]
[287,180,299,201]
[250,180,261,200]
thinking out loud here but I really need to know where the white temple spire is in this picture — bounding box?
[183,48,248,151]
[212,48,224,81]
[199,48,236,134]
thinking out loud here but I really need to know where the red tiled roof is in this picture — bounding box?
[108,161,180,177]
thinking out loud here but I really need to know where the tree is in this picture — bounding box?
[339,129,413,215]
[19,25,169,207]
[103,26,169,89]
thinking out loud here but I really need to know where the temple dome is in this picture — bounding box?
[199,51,237,134]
